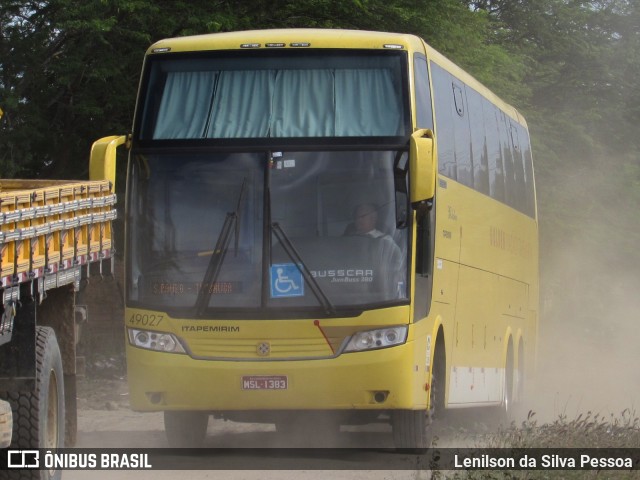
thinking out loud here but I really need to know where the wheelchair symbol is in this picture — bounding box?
[270,264,304,298]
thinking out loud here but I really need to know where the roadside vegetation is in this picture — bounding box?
[439,410,640,479]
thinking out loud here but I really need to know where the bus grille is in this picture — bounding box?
[183,336,338,360]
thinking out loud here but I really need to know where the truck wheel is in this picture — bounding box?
[164,411,208,447]
[0,400,12,448]
[3,326,65,480]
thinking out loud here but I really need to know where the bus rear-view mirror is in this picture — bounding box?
[410,129,436,204]
[89,135,129,191]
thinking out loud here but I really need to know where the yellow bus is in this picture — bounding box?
[91,29,538,448]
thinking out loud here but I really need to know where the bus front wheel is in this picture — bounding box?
[392,336,445,449]
[392,409,430,449]
[163,411,208,447]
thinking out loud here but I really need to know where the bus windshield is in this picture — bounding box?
[127,150,410,317]
[137,50,408,140]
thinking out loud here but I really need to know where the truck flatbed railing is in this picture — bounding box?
[0,179,117,345]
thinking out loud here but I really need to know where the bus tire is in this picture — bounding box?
[1,326,65,480]
[429,336,446,422]
[505,343,516,418]
[515,339,525,405]
[164,411,208,447]
[392,409,430,449]
[392,333,445,449]
[491,342,515,424]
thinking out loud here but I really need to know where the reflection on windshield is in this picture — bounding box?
[267,151,407,310]
[128,153,264,310]
[127,150,409,317]
[194,178,248,317]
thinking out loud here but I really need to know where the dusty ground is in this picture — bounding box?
[66,326,640,480]
[70,378,435,479]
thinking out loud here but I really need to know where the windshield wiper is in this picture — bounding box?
[271,222,336,316]
[194,179,247,317]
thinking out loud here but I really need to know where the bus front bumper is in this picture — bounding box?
[126,341,424,412]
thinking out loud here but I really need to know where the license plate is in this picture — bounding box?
[242,375,288,390]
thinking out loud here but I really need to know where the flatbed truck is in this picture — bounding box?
[0,174,117,477]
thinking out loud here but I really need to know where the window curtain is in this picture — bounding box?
[153,71,218,139]
[270,69,335,137]
[153,68,402,139]
[334,69,403,136]
[206,70,276,138]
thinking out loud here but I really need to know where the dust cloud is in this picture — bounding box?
[526,246,640,423]
[520,149,640,425]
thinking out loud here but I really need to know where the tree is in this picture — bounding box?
[1,0,525,179]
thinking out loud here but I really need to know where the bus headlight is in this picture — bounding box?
[128,328,186,354]
[344,326,408,352]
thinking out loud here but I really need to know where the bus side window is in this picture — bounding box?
[414,55,433,130]
[452,81,472,188]
[498,110,516,209]
[484,102,505,203]
[467,87,489,196]
[519,125,536,218]
[431,62,456,180]
[510,121,526,214]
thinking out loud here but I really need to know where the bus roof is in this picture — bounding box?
[147,29,426,55]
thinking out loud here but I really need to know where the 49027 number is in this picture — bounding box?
[128,313,164,327]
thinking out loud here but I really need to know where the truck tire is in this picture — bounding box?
[2,326,65,480]
[0,400,12,448]
[164,411,208,447]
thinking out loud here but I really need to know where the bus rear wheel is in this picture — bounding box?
[164,411,208,447]
[490,342,516,424]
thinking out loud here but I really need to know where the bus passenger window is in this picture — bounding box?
[431,63,456,180]
[414,56,433,130]
[452,82,472,188]
[484,103,505,202]
[467,87,489,196]
[510,121,526,214]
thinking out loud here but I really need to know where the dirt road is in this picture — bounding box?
[64,409,433,480]
[65,379,438,480]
